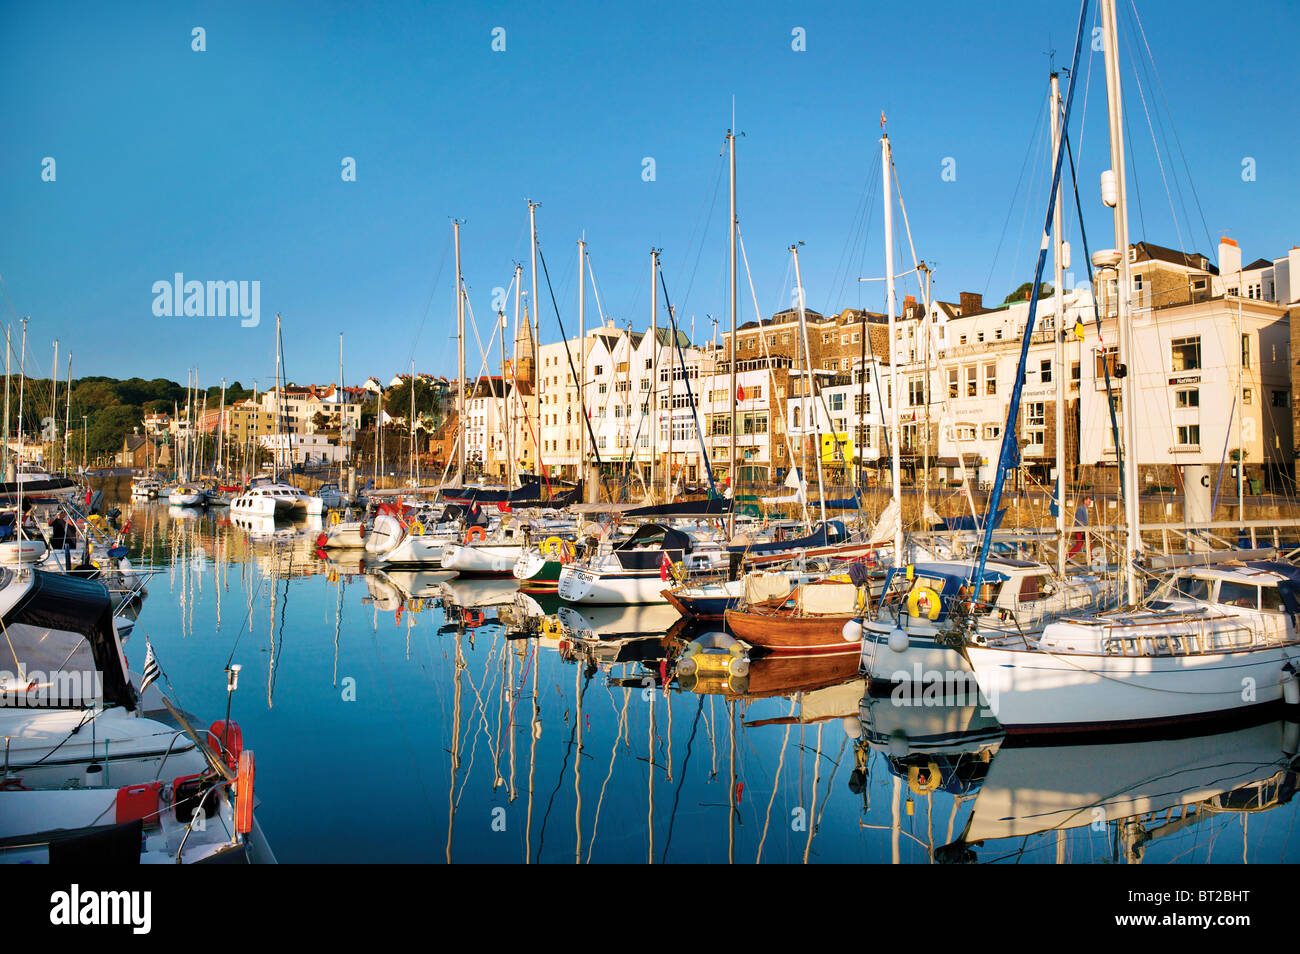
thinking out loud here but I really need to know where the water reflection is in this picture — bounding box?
[120,498,1300,863]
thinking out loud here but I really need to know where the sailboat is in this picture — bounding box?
[957,0,1300,737]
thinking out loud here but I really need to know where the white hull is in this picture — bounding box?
[966,642,1300,735]
[557,565,670,605]
[440,543,525,576]
[323,521,367,549]
[0,707,207,790]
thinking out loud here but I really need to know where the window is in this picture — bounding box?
[1175,388,1199,409]
[829,393,845,411]
[1272,391,1289,408]
[982,423,1001,440]
[1040,359,1052,383]
[598,383,607,394]
[955,424,976,441]
[594,364,604,376]
[965,366,978,398]
[983,363,997,395]
[1243,388,1253,406]
[1175,424,1200,447]
[1218,581,1258,609]
[1025,402,1046,427]
[948,368,959,399]
[1242,334,1251,369]
[959,334,968,345]
[1071,361,1081,382]
[1095,346,1118,378]
[822,333,830,344]
[781,332,791,345]
[908,376,926,407]
[1171,336,1201,371]
[854,393,871,414]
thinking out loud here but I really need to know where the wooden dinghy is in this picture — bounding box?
[725,580,866,656]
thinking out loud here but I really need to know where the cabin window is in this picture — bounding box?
[1172,576,1211,601]
[1260,586,1284,612]
[1218,581,1258,609]
[1018,575,1048,602]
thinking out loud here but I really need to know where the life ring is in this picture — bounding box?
[906,586,941,620]
[465,526,487,543]
[410,521,425,536]
[329,511,340,526]
[907,761,942,795]
[410,598,424,612]
[541,536,564,558]
[541,617,564,639]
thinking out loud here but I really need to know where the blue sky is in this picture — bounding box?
[2,0,1296,391]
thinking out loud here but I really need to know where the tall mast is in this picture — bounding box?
[882,129,904,560]
[275,313,284,475]
[16,317,27,516]
[63,351,71,473]
[1101,0,1141,604]
[649,250,659,498]
[50,339,57,472]
[512,263,521,490]
[578,238,587,484]
[218,377,227,476]
[1050,71,1068,576]
[666,278,675,499]
[528,201,541,476]
[454,219,466,479]
[3,325,10,481]
[792,245,827,529]
[727,129,738,535]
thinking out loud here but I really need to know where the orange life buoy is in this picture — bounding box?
[465,526,487,543]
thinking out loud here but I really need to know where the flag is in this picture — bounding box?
[659,552,671,582]
[736,384,746,402]
[140,639,160,693]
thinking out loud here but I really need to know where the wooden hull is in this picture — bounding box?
[725,607,860,656]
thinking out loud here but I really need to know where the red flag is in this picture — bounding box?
[659,552,671,582]
[497,502,512,513]
[736,384,746,402]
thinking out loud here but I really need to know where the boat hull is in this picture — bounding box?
[725,607,860,656]
[965,642,1300,739]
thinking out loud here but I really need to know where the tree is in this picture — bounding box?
[1004,282,1054,304]
[383,379,442,422]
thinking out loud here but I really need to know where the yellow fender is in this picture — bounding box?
[906,585,941,620]
[329,511,341,526]
[908,761,942,795]
[410,598,424,612]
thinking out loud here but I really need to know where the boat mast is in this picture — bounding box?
[1050,71,1068,576]
[1100,0,1141,604]
[881,128,904,560]
[512,263,521,491]
[578,237,587,490]
[792,245,827,529]
[727,129,738,535]
[63,351,71,473]
[218,378,227,477]
[2,325,9,482]
[650,249,659,499]
[49,339,57,474]
[667,280,675,499]
[17,317,27,518]
[454,219,466,480]
[528,201,541,478]
[274,313,284,476]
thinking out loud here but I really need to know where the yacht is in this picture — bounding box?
[963,562,1300,737]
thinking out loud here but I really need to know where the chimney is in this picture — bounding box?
[1219,237,1240,283]
[903,294,916,318]
[959,292,983,315]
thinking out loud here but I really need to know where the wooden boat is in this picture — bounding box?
[725,580,865,656]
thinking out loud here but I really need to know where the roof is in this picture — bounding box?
[1132,240,1219,275]
[1243,258,1273,271]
